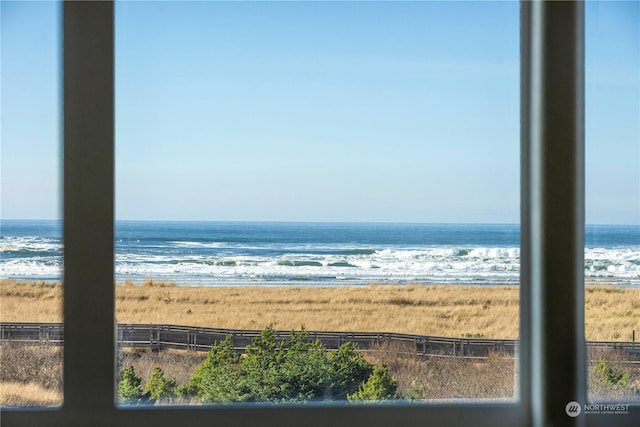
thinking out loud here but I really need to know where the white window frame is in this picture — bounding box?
[3,1,638,426]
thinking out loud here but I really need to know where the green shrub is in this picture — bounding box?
[198,362,247,403]
[185,325,396,403]
[406,378,425,400]
[240,326,332,402]
[118,366,145,404]
[328,342,374,399]
[348,364,398,402]
[593,359,630,388]
[184,334,240,399]
[145,366,178,400]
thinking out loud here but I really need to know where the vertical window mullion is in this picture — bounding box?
[525,2,586,427]
[519,0,532,420]
[63,0,115,421]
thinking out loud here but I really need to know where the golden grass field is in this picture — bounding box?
[1,279,639,341]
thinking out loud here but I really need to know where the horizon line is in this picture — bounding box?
[2,218,639,227]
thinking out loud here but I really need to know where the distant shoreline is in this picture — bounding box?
[4,218,640,226]
[3,277,638,287]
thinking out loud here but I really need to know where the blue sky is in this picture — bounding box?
[1,1,638,224]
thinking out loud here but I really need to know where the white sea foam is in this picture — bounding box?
[584,248,640,281]
[108,246,527,285]
[0,236,61,253]
[1,258,62,278]
[103,246,640,285]
[3,238,639,285]
[170,241,230,249]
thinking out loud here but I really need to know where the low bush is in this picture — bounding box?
[348,364,397,401]
[588,348,640,402]
[117,366,145,404]
[145,366,178,401]
[183,325,395,403]
[593,358,629,388]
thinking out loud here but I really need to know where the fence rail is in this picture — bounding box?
[2,322,639,359]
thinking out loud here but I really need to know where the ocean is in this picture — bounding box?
[1,220,639,286]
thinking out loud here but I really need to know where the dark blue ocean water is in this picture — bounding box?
[1,220,638,285]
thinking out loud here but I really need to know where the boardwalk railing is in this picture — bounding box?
[2,322,639,358]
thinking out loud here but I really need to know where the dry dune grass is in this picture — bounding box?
[0,342,63,407]
[1,279,639,340]
[366,340,515,399]
[1,280,62,323]
[0,382,62,407]
[585,286,640,341]
[115,281,522,338]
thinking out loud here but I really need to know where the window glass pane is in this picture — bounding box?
[585,0,640,405]
[0,1,62,407]
[115,0,519,405]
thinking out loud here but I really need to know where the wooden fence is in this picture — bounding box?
[2,322,639,359]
